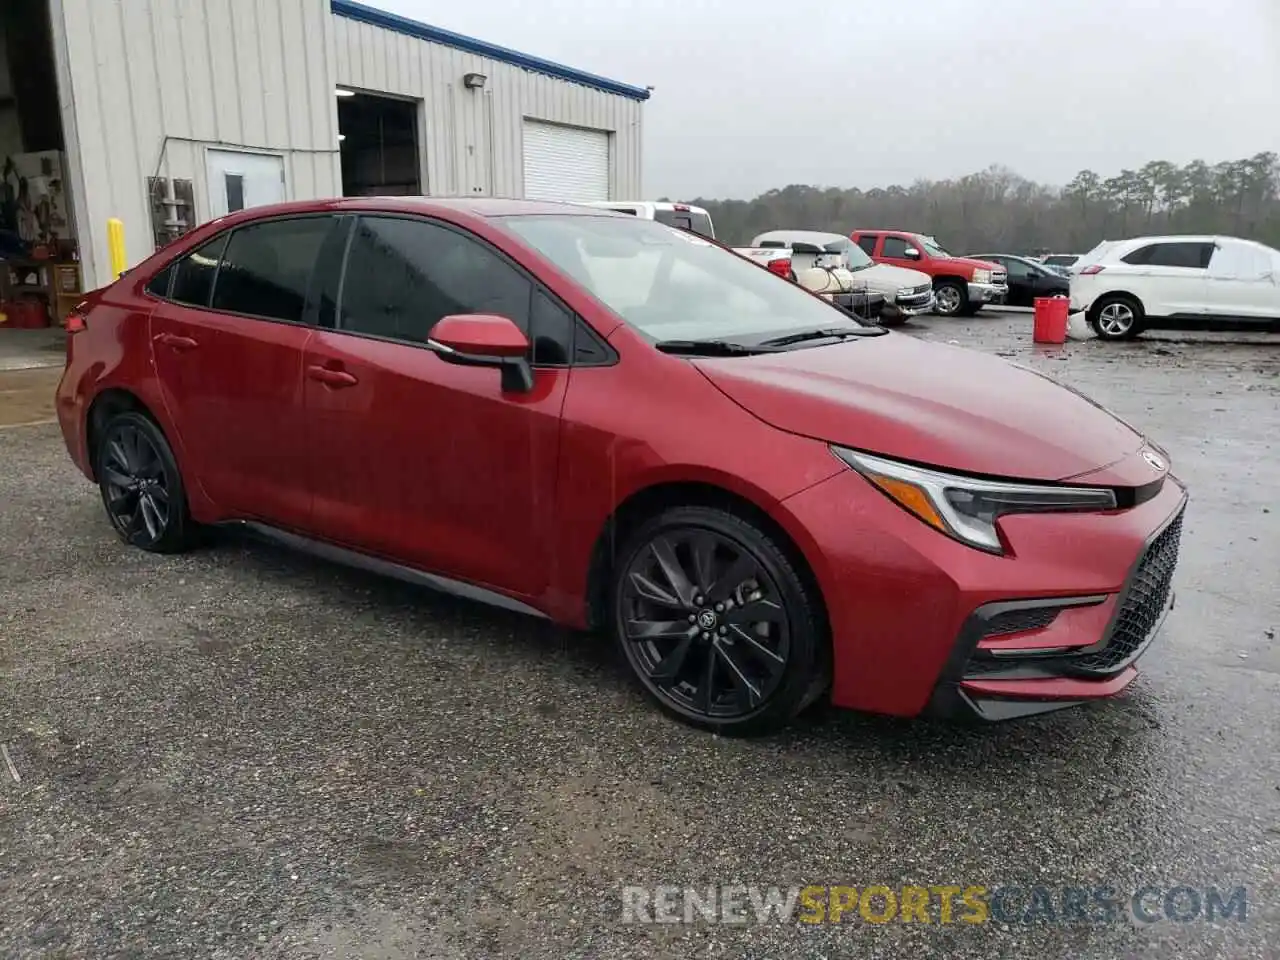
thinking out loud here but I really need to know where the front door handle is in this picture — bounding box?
[306,364,358,388]
[154,332,198,351]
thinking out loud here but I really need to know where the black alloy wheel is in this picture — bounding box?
[96,411,198,553]
[612,506,828,734]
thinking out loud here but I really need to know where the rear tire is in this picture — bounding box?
[1089,295,1144,340]
[933,279,967,317]
[95,411,200,553]
[609,506,829,736]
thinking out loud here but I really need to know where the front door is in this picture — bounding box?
[149,215,338,529]
[206,150,285,217]
[302,214,569,598]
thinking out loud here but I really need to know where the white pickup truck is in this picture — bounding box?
[733,242,888,323]
[744,230,935,325]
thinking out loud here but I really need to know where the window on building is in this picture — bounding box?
[169,235,229,308]
[210,217,335,323]
[338,216,532,343]
[225,174,245,213]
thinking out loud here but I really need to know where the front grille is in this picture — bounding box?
[1070,509,1184,673]
[982,606,1059,638]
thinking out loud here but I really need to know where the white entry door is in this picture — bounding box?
[521,120,609,202]
[206,150,285,217]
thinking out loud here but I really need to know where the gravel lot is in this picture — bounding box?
[1,313,1277,959]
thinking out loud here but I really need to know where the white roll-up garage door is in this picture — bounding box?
[522,120,610,202]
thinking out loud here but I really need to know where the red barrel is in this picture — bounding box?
[1033,296,1068,344]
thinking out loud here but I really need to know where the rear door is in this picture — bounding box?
[1117,241,1213,316]
[149,215,338,529]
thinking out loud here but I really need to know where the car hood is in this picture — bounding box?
[850,263,932,292]
[945,256,1002,272]
[692,334,1145,482]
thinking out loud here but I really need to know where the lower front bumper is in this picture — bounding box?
[885,292,935,317]
[924,500,1185,722]
[968,281,1008,304]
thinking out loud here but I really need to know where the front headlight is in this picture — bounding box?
[972,269,992,284]
[833,448,1118,553]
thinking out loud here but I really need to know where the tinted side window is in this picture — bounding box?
[530,288,573,365]
[856,235,878,255]
[170,235,228,307]
[145,263,174,298]
[339,216,532,343]
[881,236,911,258]
[1123,242,1212,269]
[210,217,335,323]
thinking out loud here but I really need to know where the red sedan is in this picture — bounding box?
[56,198,1187,732]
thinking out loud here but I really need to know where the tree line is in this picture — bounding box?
[682,152,1280,255]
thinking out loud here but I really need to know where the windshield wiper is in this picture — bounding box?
[758,326,888,347]
[654,339,781,356]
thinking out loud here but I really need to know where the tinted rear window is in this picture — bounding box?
[654,209,715,239]
[1121,242,1213,268]
[211,216,335,323]
[170,235,228,308]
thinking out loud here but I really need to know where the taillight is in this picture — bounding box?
[766,257,793,278]
[65,302,89,333]
[1079,264,1105,275]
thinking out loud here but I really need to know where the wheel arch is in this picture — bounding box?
[932,274,968,287]
[1087,289,1146,317]
[85,388,164,481]
[583,477,831,644]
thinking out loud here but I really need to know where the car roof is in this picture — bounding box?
[207,196,629,227]
[754,229,847,243]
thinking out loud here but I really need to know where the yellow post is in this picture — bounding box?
[107,218,127,278]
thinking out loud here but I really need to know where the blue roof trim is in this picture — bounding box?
[331,1,651,102]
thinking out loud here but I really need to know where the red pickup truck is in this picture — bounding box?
[851,230,1008,317]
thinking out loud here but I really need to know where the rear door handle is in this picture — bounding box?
[154,332,198,351]
[306,364,358,388]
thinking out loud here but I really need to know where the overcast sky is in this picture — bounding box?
[377,0,1280,200]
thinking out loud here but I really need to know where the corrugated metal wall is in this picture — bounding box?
[51,0,342,289]
[331,16,644,202]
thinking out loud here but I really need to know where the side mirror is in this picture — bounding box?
[903,247,921,259]
[429,314,534,392]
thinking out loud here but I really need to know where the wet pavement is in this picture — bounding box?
[1,310,1277,958]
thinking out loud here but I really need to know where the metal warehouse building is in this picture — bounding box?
[0,0,649,315]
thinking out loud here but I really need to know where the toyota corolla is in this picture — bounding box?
[56,198,1187,733]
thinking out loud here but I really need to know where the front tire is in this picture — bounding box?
[1089,295,1144,340]
[95,411,199,553]
[610,506,829,735]
[933,280,967,317]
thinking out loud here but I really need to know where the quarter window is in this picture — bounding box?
[338,216,532,344]
[211,217,335,323]
[170,235,228,308]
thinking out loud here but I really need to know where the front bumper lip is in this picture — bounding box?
[968,281,1008,303]
[925,486,1187,722]
[887,292,935,316]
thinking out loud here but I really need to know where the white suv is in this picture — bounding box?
[1070,235,1280,339]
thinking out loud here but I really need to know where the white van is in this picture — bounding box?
[579,201,716,239]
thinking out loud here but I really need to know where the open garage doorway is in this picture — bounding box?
[0,0,86,330]
[337,90,421,197]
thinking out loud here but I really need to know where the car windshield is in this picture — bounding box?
[919,235,952,258]
[823,239,873,270]
[500,215,870,343]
